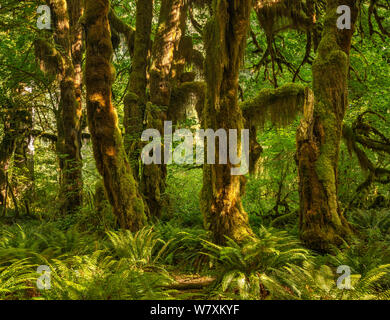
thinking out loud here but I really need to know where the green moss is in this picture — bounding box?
[85,0,146,231]
[124,92,139,105]
[254,0,311,42]
[297,1,357,252]
[200,0,254,245]
[241,83,306,128]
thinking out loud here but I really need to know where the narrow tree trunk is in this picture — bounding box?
[84,0,146,231]
[124,0,154,178]
[296,0,358,251]
[49,0,84,214]
[0,107,18,208]
[143,0,185,218]
[201,0,254,244]
[13,105,35,211]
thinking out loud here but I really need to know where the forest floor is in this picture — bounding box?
[168,274,215,299]
[1,200,390,300]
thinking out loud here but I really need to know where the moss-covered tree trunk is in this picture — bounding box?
[142,0,185,218]
[0,107,18,208]
[13,105,35,213]
[296,0,358,251]
[49,0,84,214]
[123,0,154,178]
[84,0,146,231]
[0,98,31,212]
[201,0,254,244]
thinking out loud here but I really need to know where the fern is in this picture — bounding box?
[268,262,390,300]
[204,226,310,299]
[39,251,173,300]
[0,259,37,299]
[106,227,171,270]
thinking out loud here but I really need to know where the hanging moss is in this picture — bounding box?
[342,124,384,174]
[253,0,316,86]
[254,0,312,36]
[34,38,64,77]
[169,81,206,122]
[241,83,306,129]
[200,0,254,245]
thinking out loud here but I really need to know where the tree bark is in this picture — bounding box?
[0,106,19,208]
[123,0,154,179]
[296,0,358,252]
[48,0,84,214]
[201,0,254,244]
[12,105,35,212]
[142,0,185,218]
[84,0,146,231]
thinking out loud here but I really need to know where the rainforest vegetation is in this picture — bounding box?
[0,0,390,300]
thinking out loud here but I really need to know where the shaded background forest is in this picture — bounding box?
[0,0,390,300]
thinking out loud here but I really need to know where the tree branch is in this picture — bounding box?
[241,83,307,128]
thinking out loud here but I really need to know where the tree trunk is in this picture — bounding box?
[296,0,358,252]
[123,0,154,179]
[49,0,84,214]
[0,106,18,208]
[201,0,254,244]
[84,0,146,231]
[13,105,35,212]
[142,0,185,218]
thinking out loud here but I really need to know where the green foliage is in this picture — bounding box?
[202,225,390,300]
[0,259,36,299]
[349,209,390,239]
[0,222,176,299]
[0,223,93,264]
[106,227,171,270]
[164,167,203,227]
[40,251,172,300]
[267,262,390,300]
[243,126,299,225]
[156,222,211,272]
[204,226,310,299]
[1,0,390,301]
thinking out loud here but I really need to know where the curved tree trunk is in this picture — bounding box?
[296,0,358,251]
[201,0,254,244]
[84,0,146,231]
